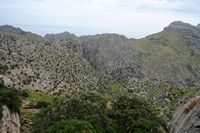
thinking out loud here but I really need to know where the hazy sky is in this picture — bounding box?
[0,0,200,38]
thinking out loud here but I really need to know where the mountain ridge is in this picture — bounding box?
[1,21,200,90]
[1,21,200,133]
[1,20,199,39]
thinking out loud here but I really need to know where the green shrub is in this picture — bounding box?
[131,118,159,133]
[20,90,29,97]
[0,84,22,118]
[34,101,49,109]
[32,92,109,133]
[32,91,165,133]
[109,94,162,133]
[26,91,54,103]
[46,119,95,133]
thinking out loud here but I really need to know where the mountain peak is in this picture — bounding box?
[168,21,188,25]
[197,24,200,27]
[164,21,193,31]
[45,31,77,40]
[0,25,31,35]
[163,21,199,34]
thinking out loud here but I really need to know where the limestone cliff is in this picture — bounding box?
[0,106,20,133]
[170,95,200,133]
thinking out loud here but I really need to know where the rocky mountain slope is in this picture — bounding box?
[79,34,141,79]
[1,21,200,92]
[131,21,200,87]
[0,25,100,93]
[0,21,200,133]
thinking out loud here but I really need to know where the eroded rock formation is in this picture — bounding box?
[0,106,20,133]
[170,96,200,133]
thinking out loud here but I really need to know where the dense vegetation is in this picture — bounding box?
[32,90,166,133]
[46,119,95,133]
[0,83,22,118]
[20,90,54,133]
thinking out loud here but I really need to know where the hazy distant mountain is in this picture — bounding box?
[0,25,32,35]
[45,31,77,40]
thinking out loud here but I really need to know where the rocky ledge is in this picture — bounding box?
[170,95,200,133]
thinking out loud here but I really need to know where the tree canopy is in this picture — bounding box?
[32,90,164,133]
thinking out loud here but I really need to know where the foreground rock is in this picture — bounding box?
[170,95,200,133]
[0,106,20,133]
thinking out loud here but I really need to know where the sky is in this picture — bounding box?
[0,0,200,38]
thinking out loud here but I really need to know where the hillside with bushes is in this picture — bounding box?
[1,21,200,132]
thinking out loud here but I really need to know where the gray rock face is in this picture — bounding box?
[164,21,200,35]
[170,96,200,133]
[1,22,200,91]
[0,106,20,133]
[0,75,14,88]
[0,25,31,36]
[45,31,77,40]
[79,34,142,80]
[77,22,200,88]
[0,27,100,93]
[44,31,82,55]
[1,22,200,92]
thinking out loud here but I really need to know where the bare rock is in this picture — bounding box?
[164,21,200,35]
[0,106,20,133]
[169,96,200,133]
[0,75,13,88]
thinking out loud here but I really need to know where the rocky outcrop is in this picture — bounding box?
[0,75,14,88]
[164,21,200,35]
[131,21,200,87]
[0,106,20,133]
[169,95,200,133]
[45,31,77,40]
[1,22,200,91]
[79,34,141,79]
[0,26,100,93]
[0,25,31,36]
